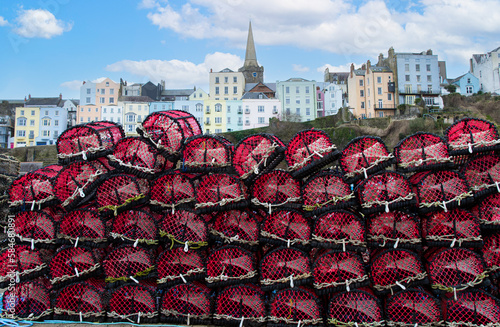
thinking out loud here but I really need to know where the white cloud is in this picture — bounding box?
[13,9,72,39]
[0,16,8,26]
[60,80,83,90]
[293,64,310,73]
[317,63,364,73]
[138,0,159,9]
[92,77,108,83]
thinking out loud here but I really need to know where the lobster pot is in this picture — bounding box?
[214,284,266,327]
[103,245,155,288]
[327,289,383,327]
[196,173,248,214]
[483,234,500,278]
[0,279,52,321]
[302,170,356,217]
[182,135,234,173]
[416,170,473,214]
[285,129,340,179]
[0,245,47,288]
[156,247,205,288]
[260,247,312,291]
[394,132,452,173]
[268,287,323,327]
[422,209,482,248]
[39,204,67,223]
[311,210,366,252]
[49,246,101,288]
[210,210,259,250]
[110,209,158,247]
[446,118,500,157]
[159,209,208,250]
[385,288,442,327]
[52,282,106,322]
[160,282,212,325]
[445,290,500,327]
[366,210,421,250]
[260,210,310,250]
[312,250,369,294]
[149,171,195,213]
[251,170,301,214]
[57,121,124,164]
[473,193,500,229]
[138,110,202,160]
[370,249,428,295]
[340,136,394,184]
[233,133,286,185]
[108,136,174,179]
[96,174,149,217]
[0,154,20,192]
[58,209,108,248]
[427,247,489,295]
[13,210,57,249]
[107,284,158,323]
[460,153,500,200]
[205,245,257,288]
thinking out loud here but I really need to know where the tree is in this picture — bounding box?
[445,84,457,93]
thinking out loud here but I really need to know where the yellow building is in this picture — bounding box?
[14,106,39,147]
[203,99,227,134]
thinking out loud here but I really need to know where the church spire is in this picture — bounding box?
[244,21,258,67]
[239,21,264,84]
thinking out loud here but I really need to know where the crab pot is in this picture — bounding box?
[474,193,500,229]
[384,288,442,327]
[160,282,212,325]
[181,134,234,173]
[196,173,249,214]
[213,284,266,327]
[49,246,102,288]
[13,210,57,249]
[149,170,196,213]
[250,170,302,214]
[460,153,500,200]
[0,279,52,321]
[445,290,500,327]
[0,245,48,288]
[210,209,260,250]
[260,209,310,251]
[327,289,383,326]
[57,208,108,248]
[156,247,206,288]
[52,282,106,322]
[268,287,323,327]
[446,117,500,156]
[57,121,124,164]
[110,208,158,248]
[483,234,500,279]
[107,283,158,323]
[366,210,422,250]
[103,245,155,288]
[159,209,208,250]
[205,245,257,288]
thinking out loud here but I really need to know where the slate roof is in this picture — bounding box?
[241,92,269,100]
[118,96,155,102]
[24,97,63,107]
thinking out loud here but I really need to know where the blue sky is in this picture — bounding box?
[0,0,499,100]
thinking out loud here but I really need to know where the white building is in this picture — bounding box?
[241,92,280,129]
[323,83,345,116]
[471,46,500,94]
[101,105,123,125]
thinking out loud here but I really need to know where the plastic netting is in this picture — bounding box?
[205,245,257,288]
[107,283,158,323]
[210,209,259,249]
[149,171,196,213]
[302,170,356,216]
[260,210,310,250]
[311,210,366,251]
[422,209,482,248]
[366,210,422,249]
[312,250,368,294]
[446,117,500,156]
[13,210,56,249]
[268,287,322,327]
[196,173,248,214]
[214,284,266,326]
[57,121,124,164]
[327,289,383,327]
[483,234,500,278]
[356,172,415,215]
[103,245,155,288]
[49,246,101,287]
[159,209,208,250]
[250,170,301,214]
[445,290,500,327]
[181,134,234,173]
[385,288,442,327]
[156,247,205,288]
[285,129,340,179]
[160,282,212,325]
[460,153,500,199]
[57,208,107,248]
[0,279,52,320]
[110,209,158,247]
[9,168,60,212]
[52,281,106,322]
[473,192,500,229]
[233,133,286,184]
[138,110,201,160]
[0,245,47,288]
[394,132,452,173]
[370,249,427,294]
[260,247,312,291]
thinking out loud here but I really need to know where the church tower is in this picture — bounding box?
[238,21,264,84]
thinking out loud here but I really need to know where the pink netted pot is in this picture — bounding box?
[49,246,102,288]
[110,208,158,247]
[268,287,323,327]
[385,288,442,327]
[205,245,257,288]
[156,247,206,288]
[52,281,106,322]
[107,283,158,323]
[160,282,212,325]
[159,209,208,250]
[181,134,234,173]
[446,117,500,156]
[445,290,500,327]
[327,289,383,327]
[0,245,48,288]
[367,210,421,249]
[251,170,301,214]
[149,171,196,213]
[483,234,500,278]
[260,209,310,250]
[473,193,500,229]
[460,153,500,200]
[196,173,248,214]
[13,210,57,249]
[214,284,266,326]
[103,245,155,288]
[210,209,260,250]
[0,279,52,321]
[57,208,107,248]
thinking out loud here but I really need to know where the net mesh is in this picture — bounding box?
[260,210,310,249]
[103,245,155,287]
[96,174,149,217]
[205,245,257,288]
[52,282,105,322]
[311,210,366,251]
[260,247,312,291]
[446,117,500,155]
[58,208,107,248]
[182,135,233,173]
[385,288,442,326]
[367,210,421,249]
[214,284,266,325]
[474,193,500,228]
[49,246,100,287]
[160,282,212,325]
[110,209,158,247]
[250,170,301,214]
[460,153,500,199]
[9,169,59,211]
[150,171,195,212]
[1,279,52,320]
[159,209,208,250]
[327,289,383,326]
[483,234,500,277]
[210,209,259,249]
[394,132,451,172]
[196,173,248,213]
[107,284,158,323]
[268,287,322,327]
[445,290,500,326]
[0,245,47,287]
[157,247,205,287]
[14,210,56,248]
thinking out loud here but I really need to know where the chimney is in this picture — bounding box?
[378,53,384,66]
[350,63,355,77]
[29,94,31,99]
[59,93,62,100]
[367,60,371,70]
[361,64,366,70]
[210,68,213,73]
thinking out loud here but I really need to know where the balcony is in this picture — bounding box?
[374,107,397,111]
[237,109,243,114]
[272,110,278,115]
[245,109,250,114]
[237,122,243,126]
[205,122,211,126]
[399,89,440,95]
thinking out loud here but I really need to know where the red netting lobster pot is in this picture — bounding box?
[394,132,452,173]
[138,110,202,160]
[58,209,108,248]
[311,210,366,252]
[233,133,286,185]
[483,234,500,278]
[417,170,473,214]
[210,210,259,250]
[160,282,212,325]
[251,170,301,214]
[340,136,394,184]
[96,174,149,217]
[196,173,248,214]
[8,168,60,212]
[0,245,47,288]
[460,153,500,199]
[108,136,174,178]
[57,121,124,164]
[268,287,323,327]
[313,250,369,294]
[285,129,340,179]
[157,247,205,288]
[214,284,266,326]
[474,193,500,229]
[385,288,442,327]
[367,210,421,249]
[149,171,196,213]
[159,209,208,250]
[446,118,500,156]
[49,246,101,288]
[371,249,428,295]
[182,134,234,173]
[327,289,383,327]
[107,284,158,323]
[205,245,257,288]
[110,209,158,247]
[52,282,106,322]
[260,247,312,291]
[13,210,57,249]
[427,247,489,295]
[103,245,155,288]
[302,170,357,217]
[0,279,52,321]
[260,210,310,250]
[422,209,482,248]
[445,290,500,327]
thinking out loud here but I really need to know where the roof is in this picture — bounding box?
[161,89,195,97]
[245,82,277,92]
[118,96,154,102]
[241,92,269,99]
[370,66,392,72]
[24,97,63,107]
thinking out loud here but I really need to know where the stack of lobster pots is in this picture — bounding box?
[2,112,500,327]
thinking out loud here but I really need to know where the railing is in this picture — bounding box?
[374,107,397,111]
[399,89,440,95]
[237,110,243,114]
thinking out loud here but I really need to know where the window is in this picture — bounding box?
[43,130,50,137]
[305,86,310,94]
[20,110,24,115]
[206,106,210,114]
[296,86,300,94]
[106,82,109,87]
[233,76,237,83]
[416,75,421,82]
[103,108,107,113]
[258,106,264,113]
[31,110,35,116]
[245,106,250,114]
[196,104,203,112]
[227,105,231,113]
[405,84,412,93]
[17,130,26,137]
[55,120,59,126]
[126,115,135,123]
[245,119,250,125]
[96,108,98,112]
[215,104,222,112]
[86,97,91,103]
[182,105,189,111]
[215,87,220,95]
[416,64,420,72]
[388,93,392,101]
[258,117,265,124]
[88,108,91,112]
[466,86,473,94]
[215,117,222,124]
[306,108,310,116]
[296,99,300,104]
[88,117,91,122]
[43,119,50,126]
[428,85,432,93]
[55,110,59,116]
[273,106,278,114]
[214,129,222,133]
[286,98,290,105]
[53,131,58,138]
[378,87,382,95]
[224,86,228,94]
[215,77,220,84]
[286,108,290,115]
[361,102,365,109]
[30,120,35,126]
[101,89,105,95]
[100,97,105,104]
[378,99,383,108]
[227,117,231,124]
[45,110,49,116]
[286,86,290,94]
[305,97,310,104]
[111,108,114,113]
[427,75,432,82]
[359,80,363,86]
[18,118,27,126]
[137,115,142,123]
[379,112,384,118]
[87,88,91,94]
[110,89,114,95]
[238,118,243,125]
[296,108,300,115]
[109,97,114,104]
[127,125,133,132]
[80,117,83,122]
[138,105,142,111]
[252,72,257,77]
[233,86,237,94]
[367,78,370,85]
[426,64,431,72]
[377,76,382,83]
[360,90,364,97]
[317,93,321,100]
[224,76,228,83]
[405,75,410,82]
[405,64,409,72]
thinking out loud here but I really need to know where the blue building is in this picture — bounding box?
[447,72,480,96]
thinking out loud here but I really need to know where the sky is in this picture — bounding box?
[0,0,499,100]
